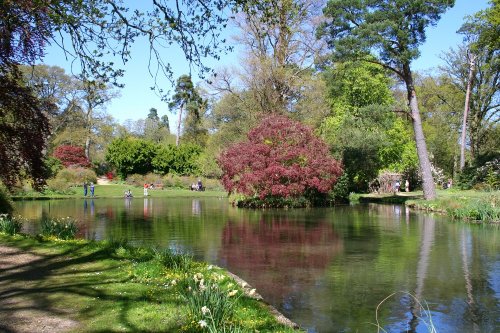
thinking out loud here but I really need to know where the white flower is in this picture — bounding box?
[201,306,210,315]
[170,279,177,286]
[228,290,238,297]
[199,320,208,328]
[207,265,213,270]
[241,282,248,288]
[249,289,256,296]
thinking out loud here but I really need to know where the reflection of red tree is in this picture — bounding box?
[219,218,343,305]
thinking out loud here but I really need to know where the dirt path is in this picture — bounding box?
[0,246,79,333]
[96,177,111,185]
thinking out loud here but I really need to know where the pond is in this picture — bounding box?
[14,197,500,333]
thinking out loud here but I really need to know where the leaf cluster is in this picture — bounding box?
[218,115,343,199]
[105,137,202,179]
[320,0,455,75]
[53,145,91,168]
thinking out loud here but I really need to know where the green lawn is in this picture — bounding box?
[0,234,299,332]
[13,184,228,200]
[356,189,500,223]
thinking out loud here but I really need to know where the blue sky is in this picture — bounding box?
[42,0,490,124]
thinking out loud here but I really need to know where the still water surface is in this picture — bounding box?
[14,197,500,332]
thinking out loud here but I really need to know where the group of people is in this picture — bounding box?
[190,179,204,191]
[83,182,95,197]
[393,179,410,193]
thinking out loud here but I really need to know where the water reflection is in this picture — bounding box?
[219,215,343,309]
[12,199,500,332]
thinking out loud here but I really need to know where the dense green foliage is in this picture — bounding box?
[320,61,419,192]
[106,137,203,179]
[153,143,202,175]
[320,0,457,199]
[0,182,14,214]
[105,138,158,179]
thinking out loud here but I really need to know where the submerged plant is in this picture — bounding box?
[374,291,436,333]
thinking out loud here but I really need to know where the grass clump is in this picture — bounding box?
[154,247,194,272]
[0,234,299,332]
[0,214,23,235]
[40,217,78,239]
[447,199,499,222]
[182,273,241,332]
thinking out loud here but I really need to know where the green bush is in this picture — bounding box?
[43,156,64,178]
[330,172,350,203]
[40,217,78,239]
[0,181,13,214]
[153,143,202,176]
[143,173,163,186]
[55,167,97,186]
[0,215,23,235]
[126,173,145,187]
[45,178,75,194]
[458,158,499,190]
[162,174,192,189]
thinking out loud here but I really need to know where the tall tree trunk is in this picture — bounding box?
[460,53,476,170]
[176,103,184,146]
[404,67,436,200]
[85,106,92,160]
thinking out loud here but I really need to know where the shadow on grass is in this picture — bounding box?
[0,242,183,332]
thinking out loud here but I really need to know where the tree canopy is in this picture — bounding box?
[218,115,343,202]
[319,0,455,199]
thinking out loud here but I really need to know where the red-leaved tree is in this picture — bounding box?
[53,145,91,168]
[218,115,343,199]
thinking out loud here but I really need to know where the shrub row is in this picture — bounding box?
[125,173,223,191]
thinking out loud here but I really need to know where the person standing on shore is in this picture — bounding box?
[90,182,95,197]
[83,182,88,197]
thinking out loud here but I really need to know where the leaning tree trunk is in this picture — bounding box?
[176,103,184,146]
[460,53,476,170]
[404,67,436,200]
[85,106,93,160]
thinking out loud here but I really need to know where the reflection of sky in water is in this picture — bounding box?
[13,199,500,333]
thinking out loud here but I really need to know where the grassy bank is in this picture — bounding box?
[12,184,227,200]
[0,234,298,332]
[355,189,500,223]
